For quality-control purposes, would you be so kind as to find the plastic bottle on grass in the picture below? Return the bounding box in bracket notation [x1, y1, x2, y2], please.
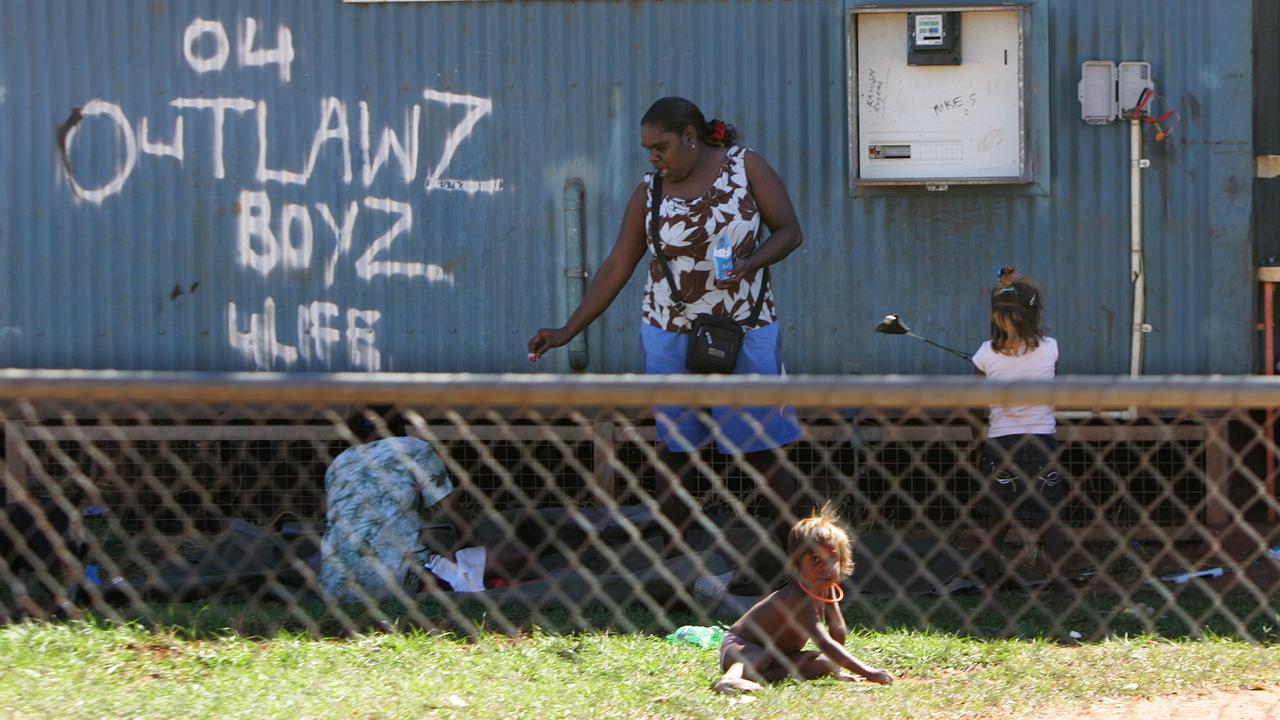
[666, 625, 725, 649]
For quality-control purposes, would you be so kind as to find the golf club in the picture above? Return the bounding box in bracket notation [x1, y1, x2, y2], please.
[874, 313, 973, 361]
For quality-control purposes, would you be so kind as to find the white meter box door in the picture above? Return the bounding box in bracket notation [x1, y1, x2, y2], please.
[855, 8, 1026, 184]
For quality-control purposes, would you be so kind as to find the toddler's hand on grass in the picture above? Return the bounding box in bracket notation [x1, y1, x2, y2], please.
[865, 669, 894, 685]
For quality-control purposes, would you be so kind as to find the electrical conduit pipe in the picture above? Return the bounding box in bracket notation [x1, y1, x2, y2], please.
[563, 178, 589, 371]
[1130, 117, 1150, 378]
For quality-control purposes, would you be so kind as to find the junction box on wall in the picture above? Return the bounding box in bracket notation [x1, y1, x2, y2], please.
[851, 5, 1031, 187]
[1078, 61, 1154, 124]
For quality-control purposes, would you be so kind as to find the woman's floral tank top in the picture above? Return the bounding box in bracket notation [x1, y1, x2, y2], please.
[642, 145, 777, 333]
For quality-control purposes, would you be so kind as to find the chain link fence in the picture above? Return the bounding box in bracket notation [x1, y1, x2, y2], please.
[1, 372, 1278, 672]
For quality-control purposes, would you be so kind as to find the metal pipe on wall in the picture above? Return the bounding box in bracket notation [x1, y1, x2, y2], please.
[1130, 118, 1149, 377]
[1065, 119, 1148, 420]
[563, 178, 589, 371]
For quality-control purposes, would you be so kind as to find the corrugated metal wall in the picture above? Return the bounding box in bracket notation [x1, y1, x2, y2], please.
[0, 0, 1260, 374]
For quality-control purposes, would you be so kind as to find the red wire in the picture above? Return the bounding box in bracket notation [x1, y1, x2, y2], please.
[1133, 87, 1154, 117]
[1140, 92, 1181, 141]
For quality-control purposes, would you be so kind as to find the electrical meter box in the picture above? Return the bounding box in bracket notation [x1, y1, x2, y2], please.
[907, 12, 961, 65]
[855, 7, 1026, 184]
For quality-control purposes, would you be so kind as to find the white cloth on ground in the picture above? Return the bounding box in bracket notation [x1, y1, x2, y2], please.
[424, 546, 488, 593]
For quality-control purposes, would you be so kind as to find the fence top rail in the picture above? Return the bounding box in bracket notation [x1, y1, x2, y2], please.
[0, 370, 1277, 410]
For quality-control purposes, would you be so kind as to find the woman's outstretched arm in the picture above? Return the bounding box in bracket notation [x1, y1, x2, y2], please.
[529, 182, 651, 356]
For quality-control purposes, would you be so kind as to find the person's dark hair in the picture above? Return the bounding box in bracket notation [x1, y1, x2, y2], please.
[345, 405, 409, 443]
[640, 96, 739, 147]
[989, 265, 1044, 355]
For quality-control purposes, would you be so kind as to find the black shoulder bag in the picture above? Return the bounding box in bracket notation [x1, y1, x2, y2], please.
[647, 173, 769, 374]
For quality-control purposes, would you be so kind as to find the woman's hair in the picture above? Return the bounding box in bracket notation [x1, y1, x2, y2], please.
[787, 501, 855, 579]
[640, 96, 739, 147]
[989, 265, 1044, 355]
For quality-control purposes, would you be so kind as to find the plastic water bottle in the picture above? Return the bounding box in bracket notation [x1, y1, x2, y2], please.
[712, 235, 734, 281]
[666, 625, 726, 649]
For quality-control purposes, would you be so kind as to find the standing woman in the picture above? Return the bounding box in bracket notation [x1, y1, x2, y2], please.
[528, 97, 805, 589]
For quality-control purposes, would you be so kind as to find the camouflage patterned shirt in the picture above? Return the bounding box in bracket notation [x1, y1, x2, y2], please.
[318, 437, 454, 603]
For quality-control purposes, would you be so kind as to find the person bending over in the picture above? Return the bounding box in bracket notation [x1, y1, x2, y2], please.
[320, 431, 548, 599]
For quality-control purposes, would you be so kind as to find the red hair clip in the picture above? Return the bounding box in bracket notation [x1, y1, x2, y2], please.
[708, 120, 727, 145]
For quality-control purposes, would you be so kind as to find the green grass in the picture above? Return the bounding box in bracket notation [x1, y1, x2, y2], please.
[0, 598, 1277, 720]
[60, 581, 1280, 644]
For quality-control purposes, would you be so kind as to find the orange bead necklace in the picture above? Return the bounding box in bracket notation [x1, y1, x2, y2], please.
[798, 580, 844, 604]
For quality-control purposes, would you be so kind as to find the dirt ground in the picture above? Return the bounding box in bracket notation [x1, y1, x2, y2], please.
[1033, 529, 1280, 719]
[1036, 686, 1280, 720]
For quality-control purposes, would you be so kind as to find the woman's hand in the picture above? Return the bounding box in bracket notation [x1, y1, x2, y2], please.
[714, 257, 761, 290]
[525, 182, 651, 363]
[527, 326, 575, 361]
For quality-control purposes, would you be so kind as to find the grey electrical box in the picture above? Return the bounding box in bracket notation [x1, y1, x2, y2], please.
[1118, 62, 1153, 116]
[1078, 60, 1155, 124]
[1078, 61, 1116, 124]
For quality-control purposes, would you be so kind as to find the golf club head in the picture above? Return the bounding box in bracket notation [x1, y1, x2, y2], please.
[874, 313, 909, 335]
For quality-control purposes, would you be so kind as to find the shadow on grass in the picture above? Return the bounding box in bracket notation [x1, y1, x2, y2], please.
[845, 585, 1280, 643]
[15, 583, 1276, 645]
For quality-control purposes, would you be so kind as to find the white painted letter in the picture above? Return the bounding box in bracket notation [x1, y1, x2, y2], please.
[62, 99, 137, 203]
[305, 97, 352, 184]
[172, 97, 254, 179]
[360, 101, 420, 186]
[317, 201, 359, 288]
[63, 99, 138, 205]
[359, 197, 451, 283]
[422, 89, 503, 194]
[281, 203, 313, 270]
[298, 301, 340, 365]
[138, 115, 184, 161]
[255, 100, 306, 185]
[183, 19, 230, 74]
[227, 298, 299, 370]
[346, 308, 382, 371]
[236, 189, 279, 275]
[238, 18, 295, 83]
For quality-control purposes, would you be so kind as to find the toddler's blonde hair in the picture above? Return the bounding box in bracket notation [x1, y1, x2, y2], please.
[787, 501, 855, 579]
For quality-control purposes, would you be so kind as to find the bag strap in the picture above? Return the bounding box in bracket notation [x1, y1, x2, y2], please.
[647, 174, 687, 316]
[744, 265, 770, 328]
[743, 149, 771, 328]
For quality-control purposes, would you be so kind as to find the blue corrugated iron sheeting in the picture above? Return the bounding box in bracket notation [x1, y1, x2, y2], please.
[0, 0, 1259, 374]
